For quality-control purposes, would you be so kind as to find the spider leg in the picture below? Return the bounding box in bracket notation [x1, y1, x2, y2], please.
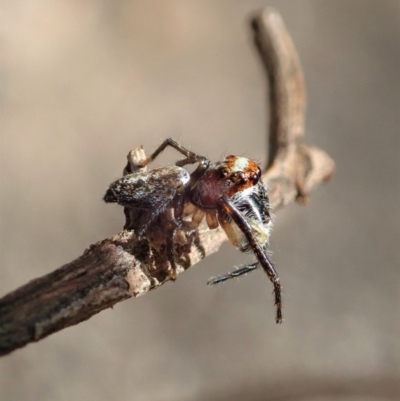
[138, 138, 208, 168]
[207, 262, 259, 285]
[218, 195, 283, 324]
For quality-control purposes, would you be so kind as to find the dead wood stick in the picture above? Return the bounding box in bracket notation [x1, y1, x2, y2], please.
[0, 8, 335, 357]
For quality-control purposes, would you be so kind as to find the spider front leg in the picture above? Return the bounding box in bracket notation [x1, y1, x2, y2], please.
[218, 195, 283, 324]
[207, 262, 259, 285]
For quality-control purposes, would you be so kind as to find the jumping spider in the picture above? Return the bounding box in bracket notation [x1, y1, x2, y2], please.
[104, 139, 282, 323]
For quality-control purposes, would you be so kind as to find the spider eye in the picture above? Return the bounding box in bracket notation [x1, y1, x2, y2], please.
[252, 167, 262, 184]
[240, 174, 248, 184]
[218, 168, 228, 179]
[230, 172, 245, 184]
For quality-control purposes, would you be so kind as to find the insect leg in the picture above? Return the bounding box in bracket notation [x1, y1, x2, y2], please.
[172, 183, 189, 222]
[135, 202, 171, 237]
[139, 138, 208, 167]
[207, 263, 259, 285]
[166, 234, 178, 280]
[218, 195, 283, 324]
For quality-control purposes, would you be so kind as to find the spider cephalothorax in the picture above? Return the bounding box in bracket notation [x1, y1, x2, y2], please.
[104, 138, 282, 323]
[188, 155, 261, 208]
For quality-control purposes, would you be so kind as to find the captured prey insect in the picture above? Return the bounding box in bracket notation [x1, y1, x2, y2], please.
[103, 139, 282, 323]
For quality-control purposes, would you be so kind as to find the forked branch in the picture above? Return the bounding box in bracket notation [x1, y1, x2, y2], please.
[0, 8, 335, 356]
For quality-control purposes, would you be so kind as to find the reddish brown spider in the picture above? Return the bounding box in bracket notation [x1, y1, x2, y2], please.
[104, 139, 282, 323]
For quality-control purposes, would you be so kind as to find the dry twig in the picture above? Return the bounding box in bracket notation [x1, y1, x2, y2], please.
[0, 8, 335, 356]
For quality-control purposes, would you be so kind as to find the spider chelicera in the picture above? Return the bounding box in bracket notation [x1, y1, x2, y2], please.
[103, 138, 282, 323]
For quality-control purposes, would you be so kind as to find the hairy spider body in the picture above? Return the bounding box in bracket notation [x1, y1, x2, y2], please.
[104, 138, 282, 323]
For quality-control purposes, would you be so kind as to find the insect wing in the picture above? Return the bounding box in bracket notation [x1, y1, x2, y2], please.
[105, 166, 190, 209]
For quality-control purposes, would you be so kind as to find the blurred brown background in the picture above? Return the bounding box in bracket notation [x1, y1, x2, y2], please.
[1, 1, 399, 400]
